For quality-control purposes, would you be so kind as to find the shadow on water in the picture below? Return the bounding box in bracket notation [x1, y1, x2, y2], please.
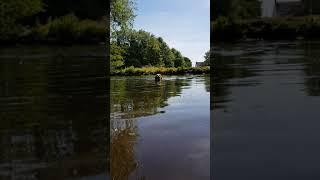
[212, 44, 261, 110]
[212, 41, 320, 180]
[0, 45, 107, 180]
[111, 75, 210, 180]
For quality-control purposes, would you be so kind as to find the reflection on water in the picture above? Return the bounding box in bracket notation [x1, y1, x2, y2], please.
[111, 76, 210, 180]
[213, 41, 320, 180]
[0, 46, 107, 179]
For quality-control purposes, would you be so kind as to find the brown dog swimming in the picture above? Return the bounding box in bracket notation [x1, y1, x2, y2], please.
[155, 74, 162, 81]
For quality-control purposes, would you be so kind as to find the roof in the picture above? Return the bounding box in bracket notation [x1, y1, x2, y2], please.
[195, 62, 206, 67]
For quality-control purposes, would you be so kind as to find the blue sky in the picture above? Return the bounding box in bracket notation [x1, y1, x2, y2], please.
[133, 0, 210, 65]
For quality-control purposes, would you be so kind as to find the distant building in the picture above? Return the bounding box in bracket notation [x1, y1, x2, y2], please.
[195, 62, 206, 67]
[273, 0, 304, 16]
[261, 0, 275, 17]
[261, 0, 320, 17]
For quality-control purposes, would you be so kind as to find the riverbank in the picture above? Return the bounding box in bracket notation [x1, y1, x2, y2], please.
[0, 14, 106, 45]
[212, 16, 320, 42]
[110, 66, 210, 76]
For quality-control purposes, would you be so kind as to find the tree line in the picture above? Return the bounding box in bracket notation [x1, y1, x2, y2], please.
[111, 30, 192, 70]
[0, 0, 106, 42]
[212, 0, 261, 20]
[110, 0, 192, 71]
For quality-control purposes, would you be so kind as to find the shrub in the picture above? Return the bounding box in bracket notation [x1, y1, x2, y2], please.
[78, 19, 106, 42]
[47, 14, 80, 42]
[110, 66, 210, 76]
[299, 16, 320, 39]
[213, 16, 320, 42]
[212, 17, 243, 42]
[13, 14, 106, 44]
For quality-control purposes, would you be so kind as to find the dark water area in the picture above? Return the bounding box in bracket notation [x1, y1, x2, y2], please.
[213, 41, 320, 180]
[0, 45, 107, 179]
[111, 76, 210, 180]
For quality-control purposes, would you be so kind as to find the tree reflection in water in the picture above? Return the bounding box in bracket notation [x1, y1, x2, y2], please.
[0, 46, 107, 180]
[110, 77, 193, 179]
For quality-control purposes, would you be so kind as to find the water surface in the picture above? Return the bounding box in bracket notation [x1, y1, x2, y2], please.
[0, 45, 107, 179]
[111, 75, 210, 180]
[213, 41, 320, 180]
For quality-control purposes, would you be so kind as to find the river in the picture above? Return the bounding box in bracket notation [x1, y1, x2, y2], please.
[0, 45, 107, 180]
[110, 75, 210, 179]
[213, 40, 320, 180]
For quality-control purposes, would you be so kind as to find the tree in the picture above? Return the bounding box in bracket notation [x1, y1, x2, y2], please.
[204, 50, 210, 66]
[110, 0, 136, 69]
[212, 0, 232, 20]
[0, 0, 43, 39]
[163, 47, 175, 67]
[110, 0, 136, 41]
[212, 0, 261, 20]
[172, 48, 185, 68]
[124, 30, 187, 68]
[146, 35, 163, 66]
[40, 0, 106, 20]
[231, 0, 261, 19]
[109, 0, 188, 69]
[125, 30, 151, 67]
[158, 37, 174, 67]
[184, 57, 192, 68]
[111, 42, 125, 71]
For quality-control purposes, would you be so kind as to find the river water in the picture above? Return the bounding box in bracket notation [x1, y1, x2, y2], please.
[6, 40, 316, 179]
[110, 75, 210, 180]
[0, 45, 107, 180]
[213, 41, 320, 180]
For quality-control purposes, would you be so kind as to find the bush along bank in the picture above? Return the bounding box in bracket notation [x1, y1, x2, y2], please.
[212, 16, 320, 42]
[110, 66, 210, 76]
[0, 14, 106, 44]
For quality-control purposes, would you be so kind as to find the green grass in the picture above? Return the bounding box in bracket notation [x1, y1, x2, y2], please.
[111, 66, 210, 76]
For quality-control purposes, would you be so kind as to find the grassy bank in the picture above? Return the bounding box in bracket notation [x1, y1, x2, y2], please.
[1, 14, 106, 44]
[111, 66, 210, 76]
[212, 16, 320, 42]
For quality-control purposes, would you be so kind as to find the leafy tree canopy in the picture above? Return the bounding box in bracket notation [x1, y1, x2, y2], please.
[212, 0, 261, 20]
[0, 0, 43, 39]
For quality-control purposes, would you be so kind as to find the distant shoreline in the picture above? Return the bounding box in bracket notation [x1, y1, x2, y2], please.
[212, 16, 320, 42]
[110, 66, 210, 76]
[0, 14, 106, 45]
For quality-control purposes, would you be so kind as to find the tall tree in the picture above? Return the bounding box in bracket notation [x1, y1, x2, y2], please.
[34, 0, 106, 21]
[172, 48, 185, 68]
[212, 0, 261, 20]
[110, 42, 125, 71]
[110, 0, 136, 69]
[204, 50, 211, 66]
[125, 30, 151, 67]
[0, 0, 43, 39]
[110, 0, 189, 69]
[184, 57, 192, 68]
[146, 35, 163, 66]
[110, 0, 136, 41]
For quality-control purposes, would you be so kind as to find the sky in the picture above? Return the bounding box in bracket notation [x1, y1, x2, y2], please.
[133, 0, 210, 65]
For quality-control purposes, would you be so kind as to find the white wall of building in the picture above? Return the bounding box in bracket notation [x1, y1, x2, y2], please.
[261, 0, 301, 17]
